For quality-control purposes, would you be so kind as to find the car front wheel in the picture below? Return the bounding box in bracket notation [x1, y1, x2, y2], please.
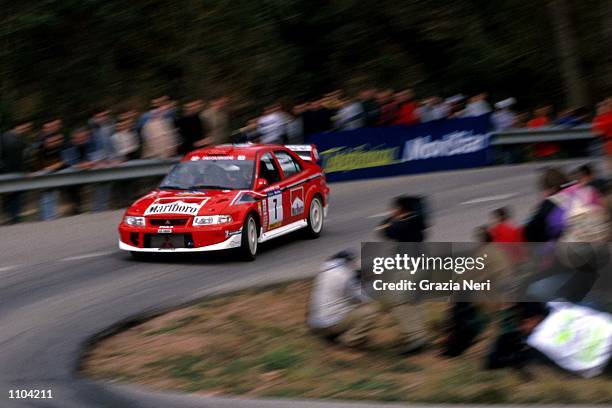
[238, 214, 258, 261]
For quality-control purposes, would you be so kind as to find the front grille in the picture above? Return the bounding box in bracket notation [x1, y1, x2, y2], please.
[149, 218, 189, 226]
[144, 233, 194, 249]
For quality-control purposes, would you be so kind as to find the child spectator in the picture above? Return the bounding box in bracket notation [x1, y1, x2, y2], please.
[489, 207, 523, 242]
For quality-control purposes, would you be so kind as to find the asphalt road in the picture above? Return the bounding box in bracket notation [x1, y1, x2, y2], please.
[0, 159, 598, 408]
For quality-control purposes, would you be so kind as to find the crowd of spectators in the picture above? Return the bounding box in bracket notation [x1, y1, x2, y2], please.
[238, 89, 601, 145]
[0, 95, 230, 223]
[1, 87, 611, 224]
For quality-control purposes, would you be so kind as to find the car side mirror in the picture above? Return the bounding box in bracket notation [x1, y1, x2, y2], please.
[255, 178, 269, 191]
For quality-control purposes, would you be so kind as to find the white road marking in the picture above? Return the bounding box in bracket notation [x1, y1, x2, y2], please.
[461, 193, 517, 205]
[368, 211, 391, 218]
[0, 265, 19, 273]
[59, 251, 114, 262]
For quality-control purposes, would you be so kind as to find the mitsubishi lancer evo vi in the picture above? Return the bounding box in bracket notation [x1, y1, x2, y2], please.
[118, 144, 329, 260]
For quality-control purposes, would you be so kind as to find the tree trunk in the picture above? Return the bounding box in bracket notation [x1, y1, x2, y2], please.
[548, 0, 588, 107]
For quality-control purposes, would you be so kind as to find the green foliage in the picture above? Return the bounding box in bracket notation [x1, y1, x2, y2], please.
[1, 0, 610, 126]
[259, 346, 303, 371]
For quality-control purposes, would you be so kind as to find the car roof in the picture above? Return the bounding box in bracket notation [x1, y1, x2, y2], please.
[182, 144, 283, 162]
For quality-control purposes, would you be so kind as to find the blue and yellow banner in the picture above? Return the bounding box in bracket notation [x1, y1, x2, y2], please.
[307, 115, 492, 182]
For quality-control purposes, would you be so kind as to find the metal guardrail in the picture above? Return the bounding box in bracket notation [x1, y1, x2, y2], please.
[0, 127, 599, 194]
[490, 125, 595, 145]
[0, 158, 179, 193]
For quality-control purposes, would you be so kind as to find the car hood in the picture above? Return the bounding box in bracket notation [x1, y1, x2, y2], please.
[127, 189, 240, 216]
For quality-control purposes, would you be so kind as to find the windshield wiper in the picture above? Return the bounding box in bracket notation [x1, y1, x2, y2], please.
[190, 184, 233, 190]
[158, 185, 189, 190]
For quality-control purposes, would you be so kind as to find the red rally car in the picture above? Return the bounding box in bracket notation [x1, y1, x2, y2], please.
[118, 144, 329, 260]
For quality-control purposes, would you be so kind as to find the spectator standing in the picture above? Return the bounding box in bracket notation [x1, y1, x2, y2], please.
[36, 133, 67, 220]
[308, 250, 377, 348]
[89, 109, 116, 162]
[175, 99, 207, 154]
[528, 106, 559, 158]
[527, 106, 552, 128]
[257, 104, 290, 144]
[523, 168, 569, 242]
[394, 89, 420, 126]
[464, 93, 492, 117]
[0, 121, 33, 223]
[358, 89, 379, 126]
[302, 99, 333, 136]
[111, 112, 139, 161]
[201, 97, 230, 145]
[287, 103, 306, 143]
[491, 98, 517, 131]
[63, 128, 96, 215]
[89, 109, 117, 212]
[575, 163, 608, 196]
[416, 98, 434, 122]
[334, 96, 365, 130]
[377, 89, 398, 126]
[593, 98, 612, 174]
[555, 107, 583, 127]
[430, 96, 450, 120]
[446, 94, 466, 118]
[39, 118, 63, 142]
[235, 118, 261, 143]
[142, 104, 178, 159]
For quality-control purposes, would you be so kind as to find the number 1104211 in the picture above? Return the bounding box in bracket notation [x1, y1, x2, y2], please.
[9, 389, 53, 399]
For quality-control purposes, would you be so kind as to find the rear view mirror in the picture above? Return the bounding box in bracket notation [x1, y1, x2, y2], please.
[255, 178, 269, 191]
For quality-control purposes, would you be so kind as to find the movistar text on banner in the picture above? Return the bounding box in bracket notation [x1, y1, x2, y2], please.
[307, 115, 492, 182]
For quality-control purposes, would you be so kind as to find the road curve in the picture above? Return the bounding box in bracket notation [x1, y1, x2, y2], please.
[0, 160, 595, 408]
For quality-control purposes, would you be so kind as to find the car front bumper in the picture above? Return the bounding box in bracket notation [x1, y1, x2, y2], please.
[118, 222, 243, 253]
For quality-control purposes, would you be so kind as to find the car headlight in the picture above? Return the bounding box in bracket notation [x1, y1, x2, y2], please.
[193, 215, 233, 226]
[124, 215, 146, 227]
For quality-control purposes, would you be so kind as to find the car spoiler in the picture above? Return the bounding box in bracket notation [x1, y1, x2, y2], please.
[285, 144, 319, 162]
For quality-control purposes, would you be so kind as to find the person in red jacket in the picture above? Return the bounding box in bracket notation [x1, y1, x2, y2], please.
[528, 105, 559, 158]
[488, 207, 523, 242]
[394, 89, 420, 126]
[593, 97, 612, 174]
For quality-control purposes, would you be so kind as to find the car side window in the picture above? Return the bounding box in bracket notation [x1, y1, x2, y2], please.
[258, 153, 282, 184]
[274, 150, 302, 178]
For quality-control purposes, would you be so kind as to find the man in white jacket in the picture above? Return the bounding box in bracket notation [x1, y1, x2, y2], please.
[308, 250, 377, 347]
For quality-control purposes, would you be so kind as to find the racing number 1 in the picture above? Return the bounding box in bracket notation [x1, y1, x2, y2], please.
[267, 193, 283, 226]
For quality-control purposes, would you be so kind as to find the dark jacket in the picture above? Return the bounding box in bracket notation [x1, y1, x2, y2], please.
[523, 199, 563, 242]
[381, 214, 425, 242]
[0, 131, 28, 173]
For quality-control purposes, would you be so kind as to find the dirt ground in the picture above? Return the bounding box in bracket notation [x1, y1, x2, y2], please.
[82, 280, 612, 403]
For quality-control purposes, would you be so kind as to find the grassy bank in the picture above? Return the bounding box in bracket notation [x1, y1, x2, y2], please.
[82, 280, 612, 403]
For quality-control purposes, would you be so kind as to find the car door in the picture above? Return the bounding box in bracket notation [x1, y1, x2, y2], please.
[273, 149, 306, 225]
[257, 152, 285, 232]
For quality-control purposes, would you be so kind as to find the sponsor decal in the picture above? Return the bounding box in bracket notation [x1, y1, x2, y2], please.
[144, 199, 208, 215]
[285, 145, 312, 151]
[401, 131, 489, 162]
[290, 187, 305, 216]
[199, 155, 235, 160]
[262, 197, 269, 232]
[320, 145, 398, 173]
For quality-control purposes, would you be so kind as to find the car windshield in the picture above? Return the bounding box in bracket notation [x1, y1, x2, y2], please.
[159, 160, 255, 191]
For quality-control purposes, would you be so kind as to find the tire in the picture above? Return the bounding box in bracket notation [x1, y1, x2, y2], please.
[238, 214, 258, 261]
[305, 196, 324, 238]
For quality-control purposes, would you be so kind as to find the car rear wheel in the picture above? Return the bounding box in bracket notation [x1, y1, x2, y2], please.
[238, 214, 258, 261]
[305, 196, 324, 238]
